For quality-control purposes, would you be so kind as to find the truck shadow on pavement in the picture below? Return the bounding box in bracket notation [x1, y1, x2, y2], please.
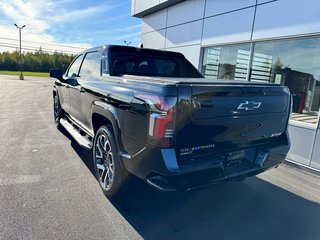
[61, 128, 320, 240]
[110, 178, 320, 240]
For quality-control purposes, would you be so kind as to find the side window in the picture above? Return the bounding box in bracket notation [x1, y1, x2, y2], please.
[101, 51, 109, 75]
[66, 54, 84, 77]
[155, 59, 179, 77]
[79, 51, 99, 79]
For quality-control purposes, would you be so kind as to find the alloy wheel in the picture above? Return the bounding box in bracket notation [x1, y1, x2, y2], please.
[95, 133, 115, 190]
[54, 95, 61, 125]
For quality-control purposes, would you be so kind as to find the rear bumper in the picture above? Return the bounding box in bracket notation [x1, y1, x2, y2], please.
[122, 134, 290, 191]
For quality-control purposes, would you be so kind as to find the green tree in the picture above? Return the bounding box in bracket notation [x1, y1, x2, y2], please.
[0, 49, 75, 72]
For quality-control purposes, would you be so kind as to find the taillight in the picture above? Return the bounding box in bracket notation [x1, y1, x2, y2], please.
[135, 94, 177, 148]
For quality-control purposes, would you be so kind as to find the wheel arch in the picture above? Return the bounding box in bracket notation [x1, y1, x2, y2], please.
[91, 101, 125, 155]
[53, 86, 60, 100]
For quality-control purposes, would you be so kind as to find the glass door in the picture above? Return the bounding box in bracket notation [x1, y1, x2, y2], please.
[252, 37, 320, 167]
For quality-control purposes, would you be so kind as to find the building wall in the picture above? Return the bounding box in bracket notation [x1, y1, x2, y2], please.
[134, 0, 320, 67]
[132, 0, 320, 170]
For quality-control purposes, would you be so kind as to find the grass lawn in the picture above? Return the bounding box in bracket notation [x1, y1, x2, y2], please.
[0, 71, 49, 77]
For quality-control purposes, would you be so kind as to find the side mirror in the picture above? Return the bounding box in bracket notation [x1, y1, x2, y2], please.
[49, 68, 63, 80]
[67, 78, 79, 86]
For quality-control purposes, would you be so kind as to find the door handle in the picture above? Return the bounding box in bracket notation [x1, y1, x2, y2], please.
[80, 88, 86, 94]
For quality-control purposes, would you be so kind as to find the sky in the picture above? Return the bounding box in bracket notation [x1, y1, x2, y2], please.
[0, 0, 141, 55]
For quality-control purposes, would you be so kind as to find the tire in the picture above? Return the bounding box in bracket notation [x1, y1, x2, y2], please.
[93, 125, 129, 197]
[53, 94, 62, 129]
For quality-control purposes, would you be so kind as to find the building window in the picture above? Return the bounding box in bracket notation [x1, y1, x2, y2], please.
[253, 38, 320, 126]
[202, 44, 251, 81]
[202, 37, 320, 126]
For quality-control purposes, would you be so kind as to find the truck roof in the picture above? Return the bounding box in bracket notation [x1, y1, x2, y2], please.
[80, 44, 184, 57]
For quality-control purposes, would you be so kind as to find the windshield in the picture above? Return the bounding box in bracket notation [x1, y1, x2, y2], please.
[110, 51, 203, 78]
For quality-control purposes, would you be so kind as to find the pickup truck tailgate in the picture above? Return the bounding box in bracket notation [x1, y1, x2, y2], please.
[175, 84, 291, 159]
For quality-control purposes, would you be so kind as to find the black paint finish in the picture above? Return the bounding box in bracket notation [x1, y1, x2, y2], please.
[51, 45, 291, 191]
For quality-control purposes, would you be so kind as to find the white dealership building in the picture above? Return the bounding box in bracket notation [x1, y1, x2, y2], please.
[131, 0, 320, 171]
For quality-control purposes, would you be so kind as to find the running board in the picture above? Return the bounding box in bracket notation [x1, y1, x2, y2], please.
[60, 118, 92, 149]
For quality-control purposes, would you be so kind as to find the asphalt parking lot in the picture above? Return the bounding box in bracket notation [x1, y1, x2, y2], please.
[0, 75, 320, 240]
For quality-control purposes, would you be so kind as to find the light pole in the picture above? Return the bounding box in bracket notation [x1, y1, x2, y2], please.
[14, 24, 26, 80]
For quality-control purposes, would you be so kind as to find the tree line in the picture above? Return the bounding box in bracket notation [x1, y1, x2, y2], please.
[0, 49, 75, 73]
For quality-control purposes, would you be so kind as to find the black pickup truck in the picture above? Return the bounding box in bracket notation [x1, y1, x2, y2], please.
[50, 45, 291, 197]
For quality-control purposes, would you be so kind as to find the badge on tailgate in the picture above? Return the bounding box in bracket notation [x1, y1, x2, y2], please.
[237, 101, 262, 111]
[180, 144, 215, 156]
